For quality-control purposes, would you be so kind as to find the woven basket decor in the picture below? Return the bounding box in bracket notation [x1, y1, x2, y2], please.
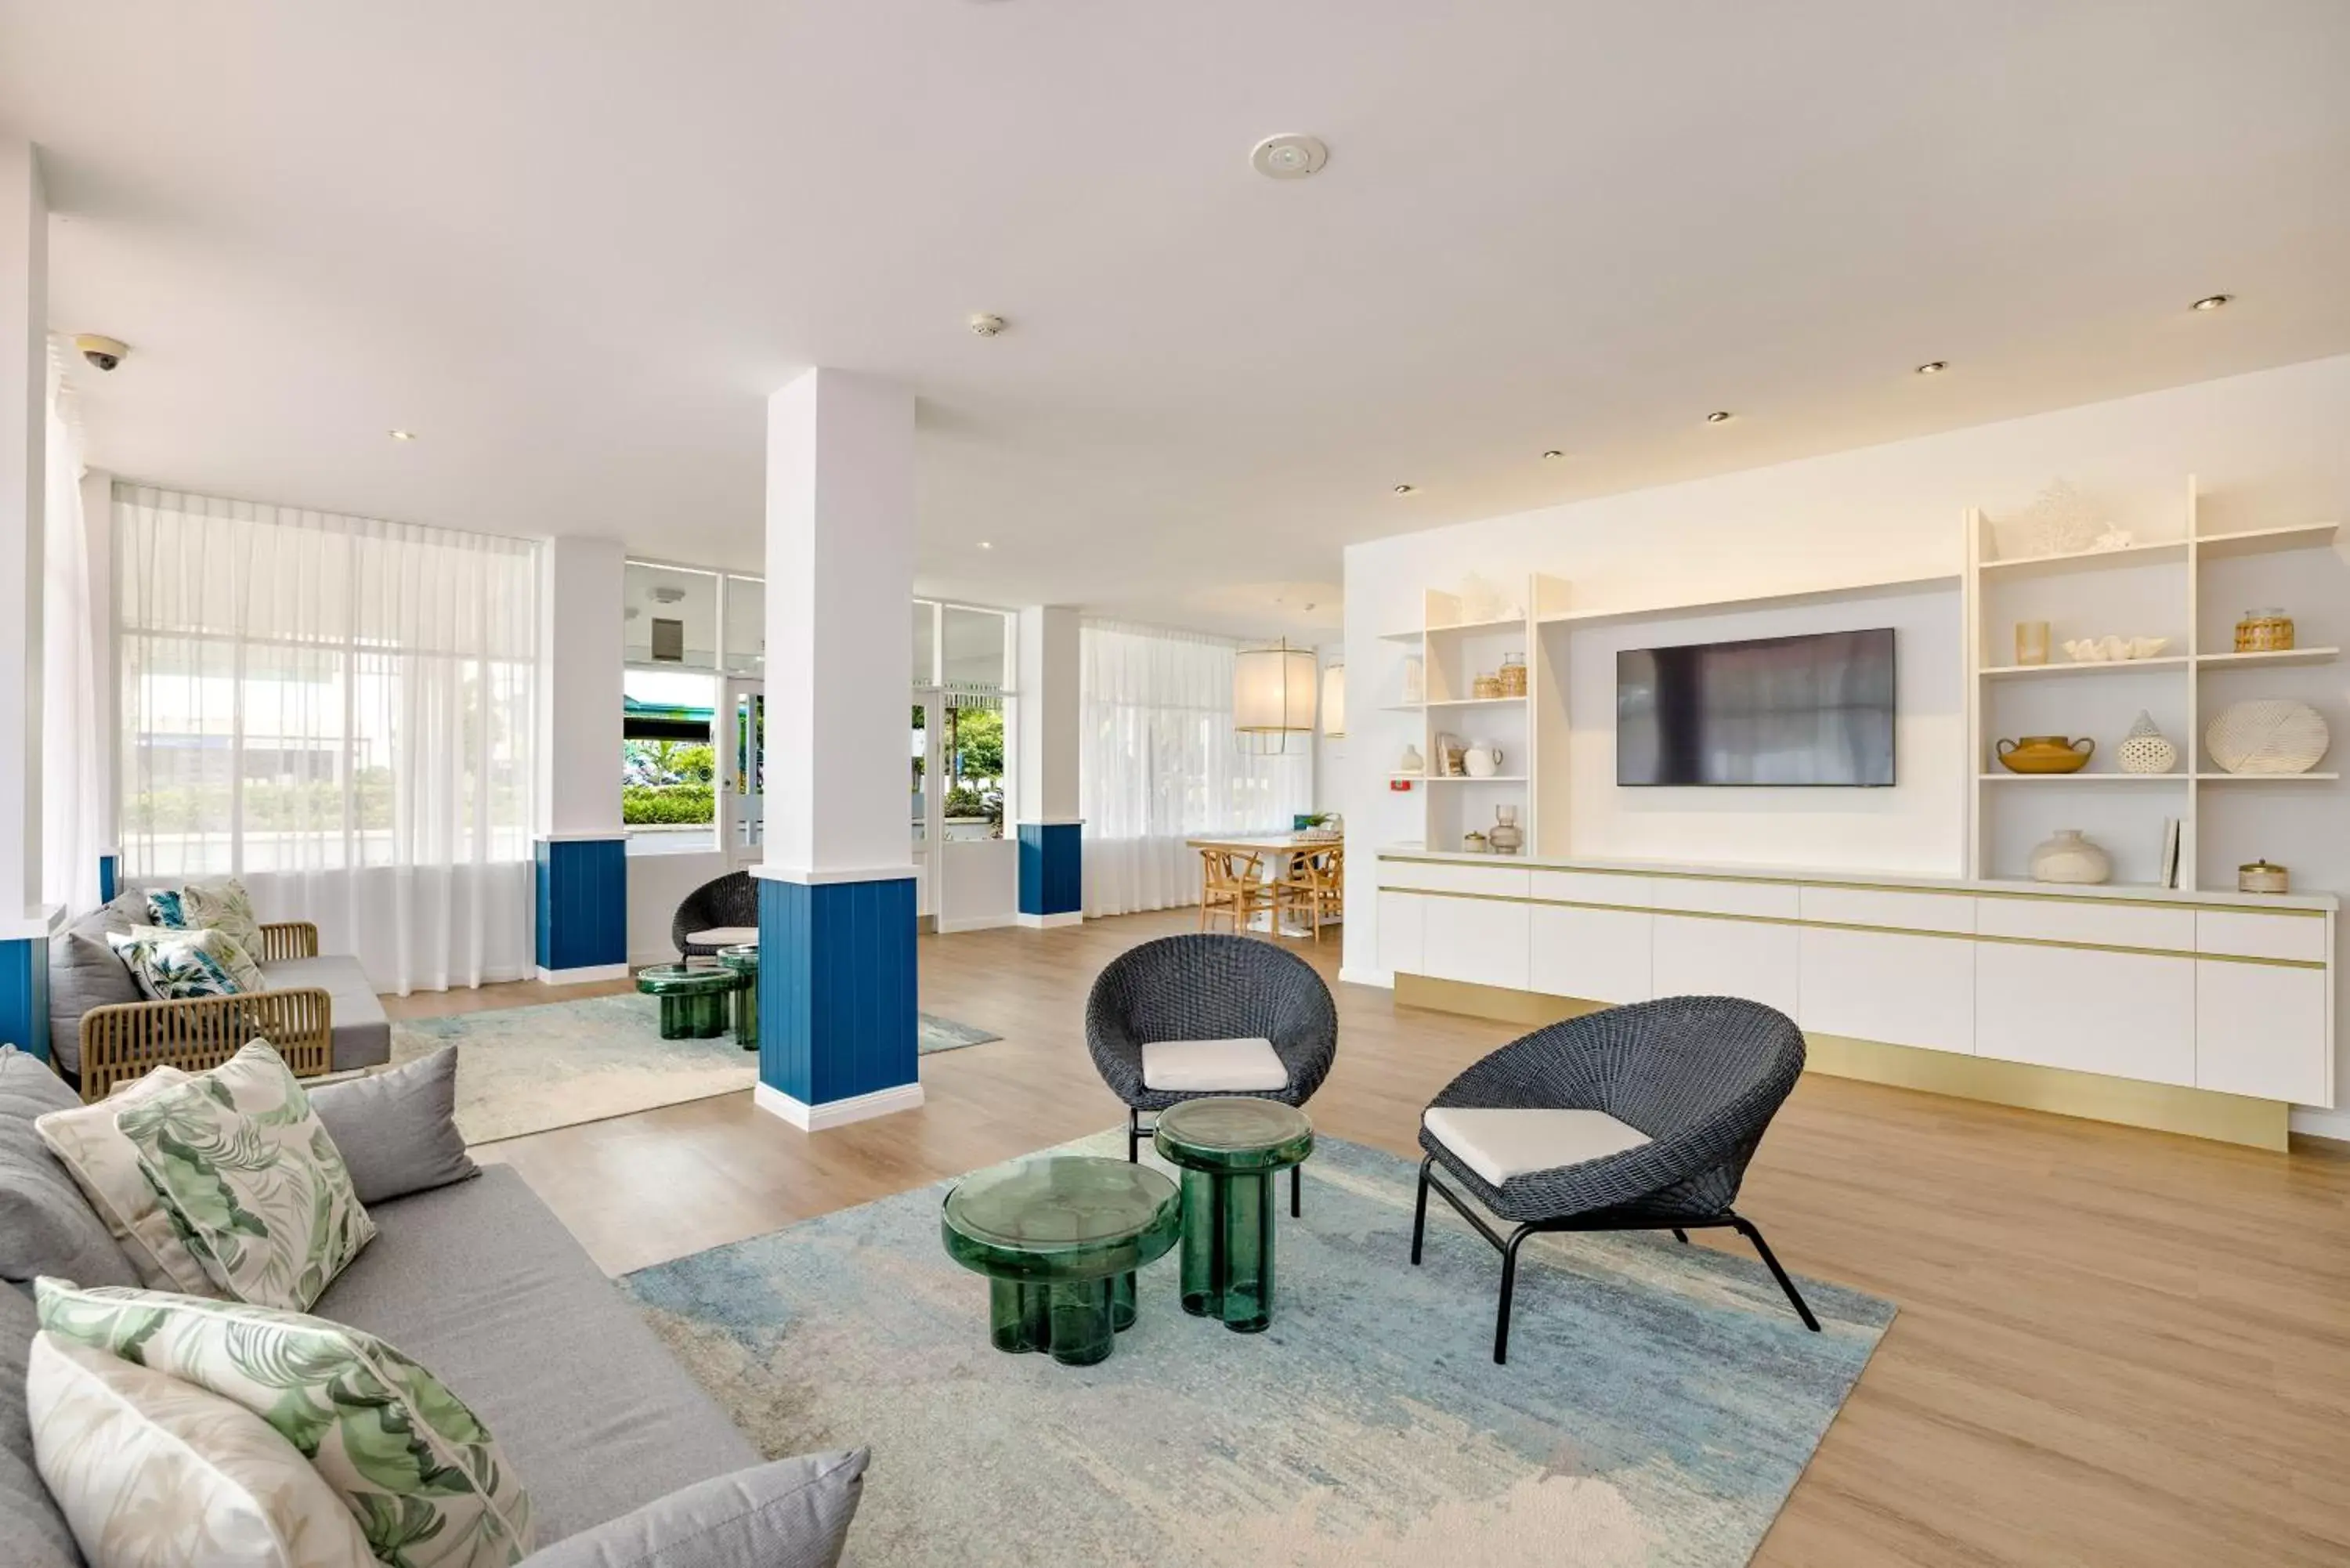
[2204, 700, 2331, 775]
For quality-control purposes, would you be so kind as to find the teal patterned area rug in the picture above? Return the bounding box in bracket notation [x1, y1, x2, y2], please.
[623, 1131, 1893, 1567]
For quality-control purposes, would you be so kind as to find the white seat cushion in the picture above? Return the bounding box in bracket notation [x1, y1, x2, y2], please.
[1140, 1037, 1289, 1093]
[687, 927, 758, 947]
[1423, 1107, 1651, 1187]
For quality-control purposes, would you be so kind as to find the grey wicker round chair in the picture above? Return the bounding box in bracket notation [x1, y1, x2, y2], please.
[1085, 934, 1339, 1216]
[671, 871, 758, 962]
[1410, 995, 1818, 1364]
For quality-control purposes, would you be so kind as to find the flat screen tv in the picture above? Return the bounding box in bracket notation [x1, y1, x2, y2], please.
[1617, 628, 1895, 786]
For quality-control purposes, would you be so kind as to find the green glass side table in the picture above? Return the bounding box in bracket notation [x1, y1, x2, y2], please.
[1153, 1097, 1314, 1334]
[714, 945, 759, 1052]
[941, 1156, 1181, 1367]
[634, 963, 738, 1041]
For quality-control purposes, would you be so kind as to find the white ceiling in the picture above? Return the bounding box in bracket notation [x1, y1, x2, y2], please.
[5, 2, 2347, 640]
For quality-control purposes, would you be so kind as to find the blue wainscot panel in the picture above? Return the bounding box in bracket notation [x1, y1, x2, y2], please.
[1, 936, 51, 1064]
[536, 838, 627, 972]
[1017, 822, 1083, 917]
[757, 874, 918, 1110]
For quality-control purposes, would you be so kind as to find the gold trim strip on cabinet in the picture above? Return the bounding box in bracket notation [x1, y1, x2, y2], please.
[1374, 885, 2329, 969]
[1373, 854, 2332, 918]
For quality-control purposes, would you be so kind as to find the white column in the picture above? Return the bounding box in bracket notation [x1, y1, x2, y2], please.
[754, 369, 922, 1128]
[1013, 605, 1083, 924]
[81, 468, 116, 877]
[533, 535, 628, 980]
[0, 136, 56, 1057]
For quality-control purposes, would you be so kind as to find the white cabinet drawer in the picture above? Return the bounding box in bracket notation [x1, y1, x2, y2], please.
[1799, 885, 1976, 936]
[1423, 896, 1531, 992]
[1974, 897, 2195, 952]
[1975, 943, 2195, 1086]
[1647, 877, 1801, 919]
[1799, 927, 1974, 1053]
[1650, 915, 1799, 1016]
[1376, 859, 1532, 898]
[1528, 869, 1656, 909]
[2196, 910, 2330, 963]
[2196, 961, 2331, 1105]
[1377, 891, 1426, 977]
[1529, 905, 1652, 1004]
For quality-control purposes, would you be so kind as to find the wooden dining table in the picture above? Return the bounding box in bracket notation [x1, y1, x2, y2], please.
[1184, 834, 1343, 934]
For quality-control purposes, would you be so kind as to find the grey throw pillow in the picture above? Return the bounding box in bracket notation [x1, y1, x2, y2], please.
[0, 1283, 82, 1566]
[521, 1450, 868, 1568]
[45, 924, 142, 1073]
[0, 1045, 139, 1290]
[309, 1047, 479, 1204]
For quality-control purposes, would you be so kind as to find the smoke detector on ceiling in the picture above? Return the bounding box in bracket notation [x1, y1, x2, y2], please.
[969, 313, 1007, 338]
[1250, 134, 1328, 179]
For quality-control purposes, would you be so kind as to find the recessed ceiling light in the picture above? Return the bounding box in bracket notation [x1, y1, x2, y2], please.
[1392, 484, 1417, 495]
[1541, 449, 1565, 460]
[2190, 294, 2232, 312]
[1250, 134, 1329, 180]
[1914, 361, 1947, 375]
[977, 540, 993, 550]
[389, 429, 418, 441]
[1704, 410, 1734, 425]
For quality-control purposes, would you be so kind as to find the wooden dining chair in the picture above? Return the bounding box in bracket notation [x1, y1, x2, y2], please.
[1279, 846, 1344, 942]
[1199, 849, 1274, 934]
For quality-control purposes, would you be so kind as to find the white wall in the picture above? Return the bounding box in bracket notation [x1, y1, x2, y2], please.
[539, 537, 625, 837]
[1343, 354, 2350, 1137]
[626, 847, 728, 967]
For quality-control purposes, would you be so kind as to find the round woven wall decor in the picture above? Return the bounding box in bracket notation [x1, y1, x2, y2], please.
[2205, 700, 2331, 775]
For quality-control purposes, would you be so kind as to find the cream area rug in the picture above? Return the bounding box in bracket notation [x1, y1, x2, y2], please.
[391, 992, 1005, 1145]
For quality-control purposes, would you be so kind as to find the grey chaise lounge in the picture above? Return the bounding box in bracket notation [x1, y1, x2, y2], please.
[1085, 934, 1339, 1216]
[2, 1046, 865, 1566]
[1411, 994, 1820, 1364]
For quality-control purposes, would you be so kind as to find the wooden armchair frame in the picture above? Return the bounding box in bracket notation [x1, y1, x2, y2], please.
[75, 922, 332, 1102]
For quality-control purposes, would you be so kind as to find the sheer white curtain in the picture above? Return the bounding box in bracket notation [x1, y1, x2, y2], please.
[1079, 620, 1311, 916]
[41, 346, 106, 915]
[115, 485, 539, 993]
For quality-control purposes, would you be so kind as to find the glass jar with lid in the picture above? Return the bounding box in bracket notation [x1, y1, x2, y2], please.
[2234, 609, 2294, 653]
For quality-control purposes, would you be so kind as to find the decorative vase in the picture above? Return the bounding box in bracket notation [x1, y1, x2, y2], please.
[2030, 829, 2111, 886]
[1463, 742, 1502, 778]
[1397, 744, 1424, 775]
[2206, 700, 2330, 775]
[1995, 735, 2095, 774]
[2016, 621, 2050, 667]
[2117, 711, 2178, 775]
[1488, 805, 1524, 856]
[1499, 653, 1528, 696]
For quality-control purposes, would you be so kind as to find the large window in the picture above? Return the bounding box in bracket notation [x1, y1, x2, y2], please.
[1078, 620, 1311, 916]
[623, 560, 765, 854]
[912, 601, 1014, 840]
[116, 485, 539, 990]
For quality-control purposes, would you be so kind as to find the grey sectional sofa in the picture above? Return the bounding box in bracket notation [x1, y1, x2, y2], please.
[45, 888, 392, 1099]
[1, 1047, 864, 1566]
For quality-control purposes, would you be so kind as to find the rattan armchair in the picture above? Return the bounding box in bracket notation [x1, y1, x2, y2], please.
[672, 871, 758, 961]
[1410, 994, 1819, 1363]
[74, 921, 333, 1102]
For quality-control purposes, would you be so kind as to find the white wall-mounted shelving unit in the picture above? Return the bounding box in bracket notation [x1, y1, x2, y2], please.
[1965, 477, 2342, 892]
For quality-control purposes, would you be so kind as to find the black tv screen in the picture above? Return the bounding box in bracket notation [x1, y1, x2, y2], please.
[1617, 628, 1895, 786]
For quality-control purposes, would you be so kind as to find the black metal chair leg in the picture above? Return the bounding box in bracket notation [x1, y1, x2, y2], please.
[1671, 1228, 1689, 1244]
[1126, 1109, 1141, 1163]
[1494, 1226, 1533, 1364]
[1409, 1156, 1432, 1265]
[1290, 1163, 1301, 1219]
[1733, 1216, 1821, 1332]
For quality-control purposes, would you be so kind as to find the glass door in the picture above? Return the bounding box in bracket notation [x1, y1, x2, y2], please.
[722, 679, 765, 865]
[911, 691, 943, 923]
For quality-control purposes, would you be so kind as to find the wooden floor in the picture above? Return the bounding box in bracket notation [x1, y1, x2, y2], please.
[383, 909, 2350, 1566]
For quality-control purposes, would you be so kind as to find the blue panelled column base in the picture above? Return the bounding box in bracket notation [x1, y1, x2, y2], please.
[1017, 821, 1083, 928]
[1, 935, 51, 1064]
[98, 852, 119, 905]
[754, 871, 922, 1130]
[535, 837, 629, 981]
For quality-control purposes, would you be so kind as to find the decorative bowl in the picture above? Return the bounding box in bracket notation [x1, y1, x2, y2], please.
[1995, 735, 2095, 774]
[2206, 700, 2331, 775]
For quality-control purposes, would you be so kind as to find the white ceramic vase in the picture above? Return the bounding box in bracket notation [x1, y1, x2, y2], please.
[2117, 711, 2178, 775]
[1463, 743, 1501, 778]
[2029, 828, 2112, 886]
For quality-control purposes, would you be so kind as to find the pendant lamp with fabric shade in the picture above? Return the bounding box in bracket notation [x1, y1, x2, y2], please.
[1320, 661, 1346, 739]
[1234, 639, 1318, 755]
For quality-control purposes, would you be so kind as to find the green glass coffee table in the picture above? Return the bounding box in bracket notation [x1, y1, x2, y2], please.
[714, 945, 758, 1051]
[941, 1156, 1182, 1367]
[634, 963, 738, 1040]
[1154, 1097, 1314, 1334]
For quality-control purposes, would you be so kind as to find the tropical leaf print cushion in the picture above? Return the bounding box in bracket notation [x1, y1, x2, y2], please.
[107, 926, 250, 1001]
[36, 1279, 535, 1568]
[27, 1330, 378, 1568]
[114, 1041, 377, 1311]
[34, 1067, 222, 1296]
[146, 876, 269, 957]
[129, 920, 266, 992]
